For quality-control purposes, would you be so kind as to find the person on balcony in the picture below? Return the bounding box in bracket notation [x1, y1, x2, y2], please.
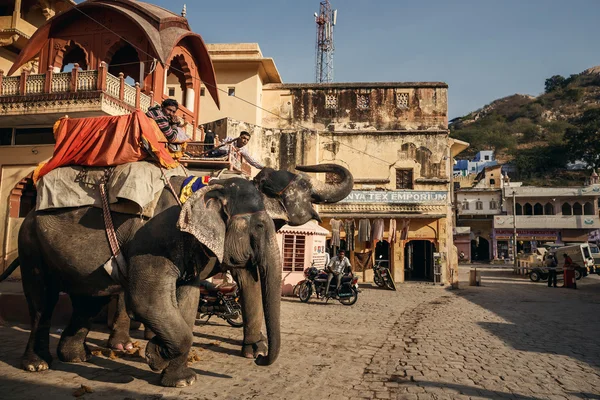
[209, 131, 264, 169]
[146, 98, 190, 153]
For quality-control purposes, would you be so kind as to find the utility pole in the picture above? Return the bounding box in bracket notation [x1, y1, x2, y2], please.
[512, 190, 518, 272]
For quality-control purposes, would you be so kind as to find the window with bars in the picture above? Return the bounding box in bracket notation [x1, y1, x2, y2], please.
[395, 169, 413, 189]
[357, 94, 370, 110]
[396, 92, 409, 109]
[282, 234, 306, 272]
[476, 201, 483, 210]
[462, 201, 469, 210]
[490, 200, 498, 210]
[325, 94, 337, 109]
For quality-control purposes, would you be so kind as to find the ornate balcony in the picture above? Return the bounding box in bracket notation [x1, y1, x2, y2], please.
[0, 62, 197, 135]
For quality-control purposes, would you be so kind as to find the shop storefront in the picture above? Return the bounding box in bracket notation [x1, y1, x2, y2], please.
[319, 190, 452, 284]
[276, 221, 329, 296]
[493, 229, 558, 258]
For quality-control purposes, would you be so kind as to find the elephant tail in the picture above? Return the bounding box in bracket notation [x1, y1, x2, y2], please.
[0, 258, 20, 282]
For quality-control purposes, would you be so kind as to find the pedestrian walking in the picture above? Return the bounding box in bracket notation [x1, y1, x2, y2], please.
[546, 253, 558, 287]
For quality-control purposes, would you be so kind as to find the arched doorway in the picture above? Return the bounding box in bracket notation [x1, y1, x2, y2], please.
[404, 240, 435, 281]
[470, 237, 490, 261]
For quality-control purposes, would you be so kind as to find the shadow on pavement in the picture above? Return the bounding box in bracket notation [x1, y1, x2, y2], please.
[0, 324, 232, 392]
[405, 378, 597, 400]
[454, 268, 600, 369]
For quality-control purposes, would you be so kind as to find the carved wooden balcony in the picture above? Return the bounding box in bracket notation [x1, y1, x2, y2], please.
[0, 61, 197, 132]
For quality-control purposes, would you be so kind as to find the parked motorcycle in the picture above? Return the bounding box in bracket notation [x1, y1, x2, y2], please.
[297, 266, 359, 305]
[373, 256, 397, 291]
[196, 282, 243, 327]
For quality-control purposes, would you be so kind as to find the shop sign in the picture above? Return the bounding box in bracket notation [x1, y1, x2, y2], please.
[340, 190, 448, 204]
[494, 229, 558, 241]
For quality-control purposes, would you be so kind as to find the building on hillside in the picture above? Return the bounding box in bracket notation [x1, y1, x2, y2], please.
[0, 0, 224, 274]
[453, 150, 497, 176]
[495, 181, 600, 258]
[454, 164, 504, 262]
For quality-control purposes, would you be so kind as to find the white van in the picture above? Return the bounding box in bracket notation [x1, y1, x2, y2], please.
[554, 244, 594, 272]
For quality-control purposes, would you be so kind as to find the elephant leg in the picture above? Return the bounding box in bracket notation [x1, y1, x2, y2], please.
[107, 292, 134, 351]
[127, 259, 196, 387]
[20, 258, 59, 372]
[158, 285, 200, 388]
[57, 295, 110, 363]
[231, 269, 268, 359]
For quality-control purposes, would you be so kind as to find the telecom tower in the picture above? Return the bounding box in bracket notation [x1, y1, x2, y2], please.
[314, 1, 337, 83]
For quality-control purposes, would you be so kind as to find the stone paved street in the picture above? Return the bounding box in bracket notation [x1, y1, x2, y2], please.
[1, 266, 599, 400]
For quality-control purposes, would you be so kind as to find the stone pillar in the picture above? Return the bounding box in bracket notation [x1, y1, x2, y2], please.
[19, 68, 29, 95]
[119, 72, 125, 101]
[70, 63, 79, 92]
[163, 66, 168, 95]
[44, 67, 53, 93]
[185, 87, 195, 112]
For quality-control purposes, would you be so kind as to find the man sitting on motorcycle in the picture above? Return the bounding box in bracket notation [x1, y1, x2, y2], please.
[326, 249, 352, 298]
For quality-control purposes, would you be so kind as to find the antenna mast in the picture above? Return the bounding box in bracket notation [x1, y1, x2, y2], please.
[314, 1, 337, 83]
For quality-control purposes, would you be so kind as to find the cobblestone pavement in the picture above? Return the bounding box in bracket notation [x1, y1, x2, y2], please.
[1, 266, 599, 399]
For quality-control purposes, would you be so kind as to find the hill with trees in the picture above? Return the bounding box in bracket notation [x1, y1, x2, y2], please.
[449, 67, 600, 185]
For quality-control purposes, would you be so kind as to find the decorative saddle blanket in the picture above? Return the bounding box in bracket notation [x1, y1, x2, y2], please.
[36, 161, 187, 218]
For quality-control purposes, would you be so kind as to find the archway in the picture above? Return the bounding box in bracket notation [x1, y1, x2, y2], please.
[471, 237, 490, 261]
[404, 240, 435, 281]
[166, 54, 194, 109]
[54, 40, 88, 72]
[106, 41, 141, 86]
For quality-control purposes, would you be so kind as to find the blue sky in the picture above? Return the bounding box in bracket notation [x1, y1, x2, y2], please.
[147, 0, 600, 119]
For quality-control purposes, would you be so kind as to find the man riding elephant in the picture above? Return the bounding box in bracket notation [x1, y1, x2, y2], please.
[0, 163, 353, 387]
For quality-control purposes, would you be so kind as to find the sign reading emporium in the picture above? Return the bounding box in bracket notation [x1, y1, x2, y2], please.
[340, 190, 448, 204]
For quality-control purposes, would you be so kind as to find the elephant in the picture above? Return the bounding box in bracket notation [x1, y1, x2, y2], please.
[0, 163, 353, 387]
[108, 163, 355, 356]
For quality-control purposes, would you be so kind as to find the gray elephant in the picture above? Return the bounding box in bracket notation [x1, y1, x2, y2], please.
[0, 163, 353, 387]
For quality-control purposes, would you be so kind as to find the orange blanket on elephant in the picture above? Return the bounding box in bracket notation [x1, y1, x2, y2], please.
[33, 110, 178, 183]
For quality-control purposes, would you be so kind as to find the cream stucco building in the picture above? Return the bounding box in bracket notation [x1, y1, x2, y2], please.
[199, 43, 468, 286]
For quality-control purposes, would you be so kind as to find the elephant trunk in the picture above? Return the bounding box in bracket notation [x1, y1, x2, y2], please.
[255, 233, 281, 366]
[296, 164, 354, 204]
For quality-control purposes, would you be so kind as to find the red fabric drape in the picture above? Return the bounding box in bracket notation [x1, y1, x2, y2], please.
[33, 110, 178, 183]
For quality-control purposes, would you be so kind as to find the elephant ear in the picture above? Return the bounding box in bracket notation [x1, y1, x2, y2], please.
[177, 184, 226, 263]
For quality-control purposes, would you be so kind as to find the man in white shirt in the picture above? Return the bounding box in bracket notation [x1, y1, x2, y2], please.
[326, 250, 352, 298]
[209, 131, 264, 169]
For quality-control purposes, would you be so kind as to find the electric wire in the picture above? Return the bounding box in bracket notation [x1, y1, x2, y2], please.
[69, 5, 412, 167]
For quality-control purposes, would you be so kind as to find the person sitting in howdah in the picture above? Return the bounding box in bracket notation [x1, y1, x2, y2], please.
[146, 98, 190, 154]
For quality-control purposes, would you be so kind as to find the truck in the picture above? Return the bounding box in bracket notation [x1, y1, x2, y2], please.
[529, 243, 592, 282]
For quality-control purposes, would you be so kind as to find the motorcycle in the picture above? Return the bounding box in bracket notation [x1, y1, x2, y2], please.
[373, 256, 397, 291]
[196, 282, 243, 327]
[297, 266, 359, 305]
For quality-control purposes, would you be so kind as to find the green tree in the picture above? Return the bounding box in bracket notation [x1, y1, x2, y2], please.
[564, 108, 600, 169]
[544, 75, 566, 93]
